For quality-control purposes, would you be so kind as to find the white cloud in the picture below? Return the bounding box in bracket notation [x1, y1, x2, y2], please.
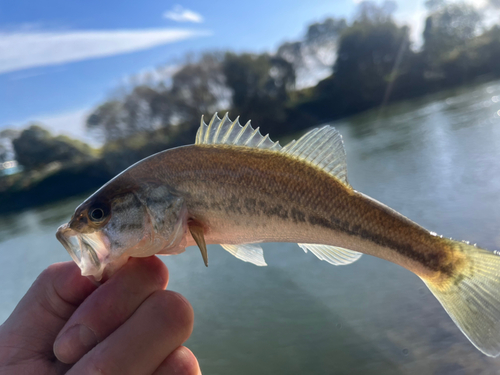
[163, 5, 203, 23]
[0, 28, 210, 75]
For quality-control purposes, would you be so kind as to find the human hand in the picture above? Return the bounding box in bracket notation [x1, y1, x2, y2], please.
[0, 256, 200, 374]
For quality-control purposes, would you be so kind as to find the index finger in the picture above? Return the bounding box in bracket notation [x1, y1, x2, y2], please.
[0, 262, 96, 355]
[54, 256, 168, 364]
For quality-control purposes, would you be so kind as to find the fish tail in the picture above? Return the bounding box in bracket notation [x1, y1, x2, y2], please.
[423, 241, 500, 357]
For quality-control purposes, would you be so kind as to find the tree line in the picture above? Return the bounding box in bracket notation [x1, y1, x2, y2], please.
[87, 1, 500, 143]
[3, 0, 500, 175]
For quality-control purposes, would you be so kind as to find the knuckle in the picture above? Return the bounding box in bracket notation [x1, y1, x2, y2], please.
[144, 256, 170, 288]
[147, 291, 194, 333]
[34, 264, 75, 320]
[38, 263, 62, 282]
[36, 262, 79, 291]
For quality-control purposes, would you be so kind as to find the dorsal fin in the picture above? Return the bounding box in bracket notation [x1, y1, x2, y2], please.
[196, 113, 281, 150]
[196, 114, 348, 184]
[281, 126, 349, 185]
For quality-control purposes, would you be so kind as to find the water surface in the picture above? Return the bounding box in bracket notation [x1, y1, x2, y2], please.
[1, 81, 500, 374]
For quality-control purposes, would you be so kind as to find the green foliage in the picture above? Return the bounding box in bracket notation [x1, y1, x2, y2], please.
[296, 7, 414, 121]
[86, 52, 228, 143]
[86, 89, 166, 143]
[423, 2, 483, 65]
[83, 1, 498, 145]
[170, 52, 229, 124]
[305, 18, 348, 45]
[293, 1, 495, 122]
[277, 17, 347, 79]
[223, 52, 295, 135]
[355, 0, 397, 23]
[0, 158, 113, 214]
[12, 124, 94, 170]
[68, 1, 500, 146]
[335, 20, 412, 103]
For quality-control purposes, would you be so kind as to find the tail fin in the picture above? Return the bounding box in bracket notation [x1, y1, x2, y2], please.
[424, 242, 500, 357]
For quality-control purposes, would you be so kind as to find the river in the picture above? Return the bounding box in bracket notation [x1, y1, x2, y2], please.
[1, 80, 500, 374]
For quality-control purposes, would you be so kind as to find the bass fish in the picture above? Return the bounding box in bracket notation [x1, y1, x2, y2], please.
[57, 113, 500, 357]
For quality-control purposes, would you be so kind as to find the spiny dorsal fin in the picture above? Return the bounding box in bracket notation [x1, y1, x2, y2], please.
[220, 243, 267, 266]
[196, 113, 281, 151]
[281, 126, 349, 185]
[298, 244, 362, 266]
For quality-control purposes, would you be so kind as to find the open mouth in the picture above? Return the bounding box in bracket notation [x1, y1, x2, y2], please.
[56, 223, 105, 280]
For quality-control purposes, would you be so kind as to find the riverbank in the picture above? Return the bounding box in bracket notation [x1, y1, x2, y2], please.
[0, 159, 114, 214]
[0, 124, 197, 214]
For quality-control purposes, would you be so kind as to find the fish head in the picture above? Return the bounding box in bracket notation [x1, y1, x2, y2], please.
[56, 183, 188, 281]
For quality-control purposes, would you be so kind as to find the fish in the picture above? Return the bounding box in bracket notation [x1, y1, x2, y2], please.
[57, 113, 500, 357]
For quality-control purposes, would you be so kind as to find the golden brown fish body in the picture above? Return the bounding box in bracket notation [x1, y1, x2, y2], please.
[125, 145, 456, 282]
[57, 114, 500, 358]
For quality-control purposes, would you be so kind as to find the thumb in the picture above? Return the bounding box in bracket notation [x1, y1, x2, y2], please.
[0, 262, 96, 356]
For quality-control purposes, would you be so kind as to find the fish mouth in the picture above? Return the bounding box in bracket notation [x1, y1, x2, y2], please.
[56, 223, 107, 280]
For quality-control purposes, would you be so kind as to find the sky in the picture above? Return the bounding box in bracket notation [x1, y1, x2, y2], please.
[0, 0, 464, 142]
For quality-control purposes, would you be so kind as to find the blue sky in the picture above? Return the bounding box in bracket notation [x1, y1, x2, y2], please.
[0, 0, 435, 140]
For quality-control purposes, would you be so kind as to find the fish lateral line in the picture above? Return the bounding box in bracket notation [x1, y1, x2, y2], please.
[56, 113, 500, 358]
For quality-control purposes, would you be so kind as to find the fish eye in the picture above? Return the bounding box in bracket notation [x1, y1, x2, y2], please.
[89, 207, 106, 222]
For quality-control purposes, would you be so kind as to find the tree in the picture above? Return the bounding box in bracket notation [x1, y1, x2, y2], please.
[332, 16, 412, 111]
[170, 52, 230, 124]
[122, 86, 163, 135]
[355, 0, 397, 23]
[277, 17, 347, 88]
[86, 53, 230, 143]
[223, 52, 295, 135]
[86, 101, 127, 142]
[12, 125, 93, 170]
[295, 1, 415, 121]
[423, 2, 483, 63]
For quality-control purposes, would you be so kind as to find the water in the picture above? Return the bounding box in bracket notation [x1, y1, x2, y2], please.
[2, 81, 500, 374]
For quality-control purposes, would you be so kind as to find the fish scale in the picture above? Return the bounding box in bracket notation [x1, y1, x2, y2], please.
[56, 113, 500, 358]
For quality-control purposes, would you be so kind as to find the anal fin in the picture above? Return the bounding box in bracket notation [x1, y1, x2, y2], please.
[221, 244, 267, 266]
[298, 244, 362, 266]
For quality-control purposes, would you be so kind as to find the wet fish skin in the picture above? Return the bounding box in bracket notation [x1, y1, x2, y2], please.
[100, 144, 459, 281]
[56, 113, 500, 358]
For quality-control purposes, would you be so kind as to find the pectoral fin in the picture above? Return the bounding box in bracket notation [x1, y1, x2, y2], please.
[188, 223, 208, 267]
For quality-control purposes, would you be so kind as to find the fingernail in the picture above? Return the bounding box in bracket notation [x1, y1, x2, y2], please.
[54, 324, 98, 364]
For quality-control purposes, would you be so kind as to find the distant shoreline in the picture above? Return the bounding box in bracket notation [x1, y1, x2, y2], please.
[0, 160, 113, 215]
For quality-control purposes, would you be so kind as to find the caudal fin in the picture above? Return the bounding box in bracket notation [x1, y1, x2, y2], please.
[424, 242, 500, 357]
